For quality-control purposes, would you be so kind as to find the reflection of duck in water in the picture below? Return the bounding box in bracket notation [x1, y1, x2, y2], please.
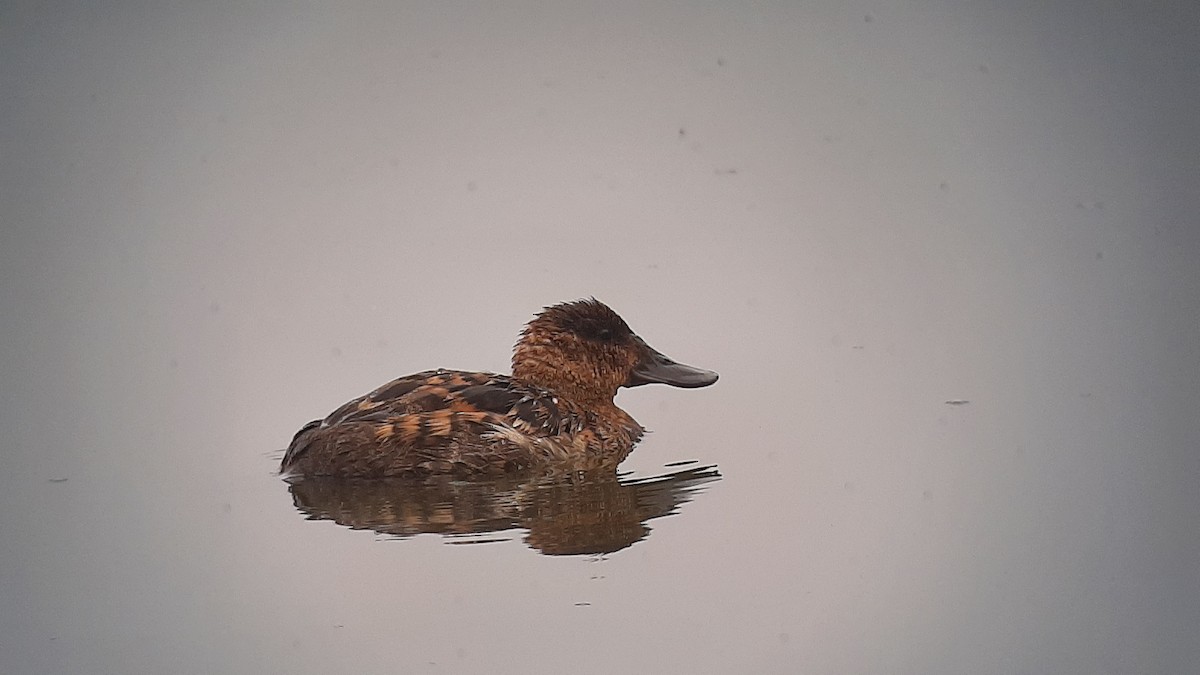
[281, 299, 718, 478]
[287, 464, 720, 555]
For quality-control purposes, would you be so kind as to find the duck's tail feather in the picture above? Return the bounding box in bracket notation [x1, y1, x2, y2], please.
[281, 419, 322, 472]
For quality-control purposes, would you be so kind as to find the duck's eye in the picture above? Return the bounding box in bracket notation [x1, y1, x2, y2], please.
[596, 328, 613, 341]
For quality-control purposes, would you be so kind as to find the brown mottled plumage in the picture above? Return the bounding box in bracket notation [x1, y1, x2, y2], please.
[281, 299, 718, 478]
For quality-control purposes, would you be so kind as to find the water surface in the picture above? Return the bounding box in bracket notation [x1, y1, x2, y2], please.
[3, 3, 1199, 674]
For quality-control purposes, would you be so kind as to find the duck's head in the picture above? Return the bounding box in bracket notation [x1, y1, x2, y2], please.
[512, 298, 718, 404]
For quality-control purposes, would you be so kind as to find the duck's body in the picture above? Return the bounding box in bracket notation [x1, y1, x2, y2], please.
[282, 368, 644, 477]
[281, 299, 717, 478]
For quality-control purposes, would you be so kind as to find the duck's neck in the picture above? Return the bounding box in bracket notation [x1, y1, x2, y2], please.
[512, 348, 618, 408]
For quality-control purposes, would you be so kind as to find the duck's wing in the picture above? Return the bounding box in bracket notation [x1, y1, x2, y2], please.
[321, 369, 495, 426]
[282, 370, 584, 475]
[334, 370, 579, 438]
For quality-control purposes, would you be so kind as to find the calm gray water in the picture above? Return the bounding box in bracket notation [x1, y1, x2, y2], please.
[3, 3, 1199, 674]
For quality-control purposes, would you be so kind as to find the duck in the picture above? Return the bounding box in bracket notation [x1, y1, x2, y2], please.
[280, 298, 718, 478]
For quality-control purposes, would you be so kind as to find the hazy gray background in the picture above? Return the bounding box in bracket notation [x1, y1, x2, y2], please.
[3, 2, 1198, 674]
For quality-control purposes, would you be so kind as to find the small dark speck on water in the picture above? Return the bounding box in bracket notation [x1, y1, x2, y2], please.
[716, 57, 726, 67]
[864, 14, 874, 22]
[48, 478, 68, 483]
[1095, 251, 1104, 260]
[945, 399, 970, 406]
[574, 602, 591, 606]
[851, 345, 865, 350]
[678, 127, 686, 139]
[714, 168, 738, 175]
[939, 181, 949, 191]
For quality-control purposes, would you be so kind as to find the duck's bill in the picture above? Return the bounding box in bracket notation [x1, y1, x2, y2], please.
[627, 339, 719, 389]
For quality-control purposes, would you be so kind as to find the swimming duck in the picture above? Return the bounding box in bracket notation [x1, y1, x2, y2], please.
[281, 299, 718, 478]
